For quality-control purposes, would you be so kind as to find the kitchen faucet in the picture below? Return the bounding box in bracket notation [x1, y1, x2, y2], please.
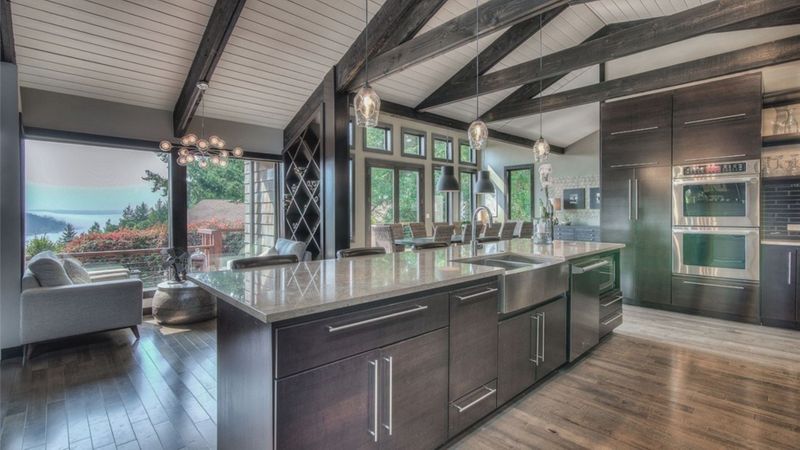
[471, 206, 494, 254]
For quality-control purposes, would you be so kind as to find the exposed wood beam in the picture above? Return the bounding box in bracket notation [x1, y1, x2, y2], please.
[0, 0, 15, 63]
[335, 0, 448, 92]
[481, 34, 800, 122]
[764, 88, 800, 109]
[415, 5, 567, 111]
[345, 0, 569, 91]
[376, 99, 563, 152]
[420, 0, 799, 110]
[172, 0, 246, 137]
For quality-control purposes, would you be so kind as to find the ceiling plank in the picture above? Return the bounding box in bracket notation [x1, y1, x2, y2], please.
[420, 0, 800, 110]
[335, 0, 448, 92]
[378, 99, 563, 152]
[344, 0, 569, 91]
[415, 4, 567, 111]
[0, 0, 15, 63]
[481, 34, 800, 122]
[172, 0, 246, 137]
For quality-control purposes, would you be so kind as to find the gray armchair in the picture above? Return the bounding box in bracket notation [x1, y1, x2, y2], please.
[20, 270, 143, 364]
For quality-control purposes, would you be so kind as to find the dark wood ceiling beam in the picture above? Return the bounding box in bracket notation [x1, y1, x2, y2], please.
[344, 0, 569, 91]
[335, 0, 448, 92]
[764, 88, 800, 109]
[481, 34, 800, 122]
[415, 5, 567, 111]
[172, 0, 246, 137]
[0, 0, 15, 63]
[421, 0, 800, 110]
[378, 99, 563, 152]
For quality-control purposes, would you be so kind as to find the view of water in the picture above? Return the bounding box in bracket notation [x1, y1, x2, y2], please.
[25, 210, 123, 243]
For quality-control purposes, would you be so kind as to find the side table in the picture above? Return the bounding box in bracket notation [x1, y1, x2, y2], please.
[152, 281, 216, 325]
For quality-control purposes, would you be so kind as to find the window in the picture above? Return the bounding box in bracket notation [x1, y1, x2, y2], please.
[188, 158, 280, 272]
[364, 123, 392, 153]
[459, 139, 477, 165]
[24, 140, 171, 289]
[506, 165, 534, 221]
[459, 170, 476, 222]
[401, 128, 426, 158]
[366, 159, 424, 239]
[433, 165, 451, 223]
[432, 134, 453, 162]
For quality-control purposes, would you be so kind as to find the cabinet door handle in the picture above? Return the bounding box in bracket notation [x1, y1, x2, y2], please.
[609, 162, 659, 169]
[682, 280, 744, 290]
[683, 113, 746, 126]
[683, 154, 747, 162]
[455, 288, 498, 303]
[539, 312, 546, 364]
[368, 359, 379, 442]
[382, 356, 393, 436]
[789, 253, 793, 286]
[634, 178, 639, 221]
[627, 179, 632, 221]
[601, 296, 623, 307]
[453, 385, 497, 413]
[327, 305, 428, 332]
[529, 313, 540, 366]
[610, 126, 659, 136]
[602, 313, 623, 326]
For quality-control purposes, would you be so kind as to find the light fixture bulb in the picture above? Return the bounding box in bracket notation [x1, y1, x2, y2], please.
[220, 149, 229, 158]
[211, 155, 221, 165]
[208, 135, 220, 147]
[177, 155, 188, 166]
[178, 147, 189, 156]
[354, 83, 380, 127]
[215, 138, 225, 149]
[468, 119, 488, 152]
[219, 158, 228, 167]
[182, 133, 198, 146]
[232, 146, 244, 157]
[159, 140, 172, 151]
[533, 137, 551, 162]
[186, 154, 195, 163]
[196, 139, 209, 150]
[198, 158, 208, 168]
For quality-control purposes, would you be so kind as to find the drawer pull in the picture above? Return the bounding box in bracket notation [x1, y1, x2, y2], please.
[684, 113, 746, 125]
[453, 386, 496, 413]
[610, 126, 659, 135]
[682, 281, 744, 290]
[455, 288, 498, 303]
[601, 296, 623, 308]
[573, 260, 610, 274]
[327, 305, 428, 333]
[609, 162, 659, 168]
[601, 313, 623, 326]
[683, 154, 746, 162]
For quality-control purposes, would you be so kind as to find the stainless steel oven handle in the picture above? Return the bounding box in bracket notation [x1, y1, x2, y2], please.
[682, 281, 744, 290]
[672, 175, 759, 185]
[672, 228, 759, 236]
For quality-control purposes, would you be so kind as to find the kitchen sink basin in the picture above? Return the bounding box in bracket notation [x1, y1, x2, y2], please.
[453, 253, 569, 314]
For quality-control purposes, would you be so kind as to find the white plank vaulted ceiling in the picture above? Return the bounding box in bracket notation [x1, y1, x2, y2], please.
[10, 0, 800, 147]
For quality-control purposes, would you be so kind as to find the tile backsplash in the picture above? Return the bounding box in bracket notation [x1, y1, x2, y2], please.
[762, 178, 800, 239]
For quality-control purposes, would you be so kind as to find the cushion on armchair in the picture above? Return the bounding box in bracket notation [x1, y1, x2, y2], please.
[62, 257, 92, 284]
[27, 254, 72, 287]
[275, 238, 309, 261]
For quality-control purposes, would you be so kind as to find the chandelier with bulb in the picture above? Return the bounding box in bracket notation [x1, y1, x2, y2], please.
[532, 14, 551, 163]
[353, 0, 380, 127]
[159, 81, 244, 168]
[468, 0, 488, 152]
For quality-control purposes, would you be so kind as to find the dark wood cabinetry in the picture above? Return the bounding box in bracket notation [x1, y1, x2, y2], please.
[497, 297, 567, 406]
[601, 92, 672, 170]
[761, 245, 800, 327]
[673, 74, 762, 163]
[671, 275, 759, 321]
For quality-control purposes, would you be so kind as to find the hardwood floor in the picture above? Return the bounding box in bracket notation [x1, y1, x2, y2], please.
[2, 306, 799, 449]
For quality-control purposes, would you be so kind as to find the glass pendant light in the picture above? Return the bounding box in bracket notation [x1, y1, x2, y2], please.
[468, 0, 488, 152]
[533, 14, 550, 163]
[354, 0, 380, 127]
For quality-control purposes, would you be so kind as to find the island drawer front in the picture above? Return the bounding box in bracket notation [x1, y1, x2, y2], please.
[448, 380, 497, 439]
[600, 310, 623, 337]
[600, 290, 623, 320]
[274, 293, 449, 378]
[671, 275, 759, 320]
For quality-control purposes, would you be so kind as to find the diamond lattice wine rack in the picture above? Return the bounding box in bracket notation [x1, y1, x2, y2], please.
[283, 124, 322, 258]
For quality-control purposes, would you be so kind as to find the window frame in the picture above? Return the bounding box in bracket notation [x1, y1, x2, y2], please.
[401, 127, 427, 159]
[504, 164, 535, 222]
[348, 117, 355, 150]
[432, 164, 452, 224]
[431, 134, 453, 163]
[458, 139, 477, 166]
[458, 168, 477, 223]
[363, 122, 393, 154]
[364, 158, 426, 243]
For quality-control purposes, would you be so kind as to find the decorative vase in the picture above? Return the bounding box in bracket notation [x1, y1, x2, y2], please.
[533, 218, 554, 244]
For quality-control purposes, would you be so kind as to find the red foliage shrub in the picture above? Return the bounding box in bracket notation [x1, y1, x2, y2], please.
[64, 225, 168, 252]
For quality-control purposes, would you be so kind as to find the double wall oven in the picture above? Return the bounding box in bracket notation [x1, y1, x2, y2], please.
[672, 160, 760, 282]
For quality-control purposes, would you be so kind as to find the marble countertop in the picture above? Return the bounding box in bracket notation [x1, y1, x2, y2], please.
[188, 239, 624, 324]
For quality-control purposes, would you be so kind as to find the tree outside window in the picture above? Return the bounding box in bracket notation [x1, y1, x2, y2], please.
[507, 166, 534, 221]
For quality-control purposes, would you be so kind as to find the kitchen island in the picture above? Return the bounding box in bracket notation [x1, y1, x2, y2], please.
[189, 240, 624, 450]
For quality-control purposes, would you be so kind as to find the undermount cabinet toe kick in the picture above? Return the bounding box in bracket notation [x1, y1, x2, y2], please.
[191, 241, 624, 449]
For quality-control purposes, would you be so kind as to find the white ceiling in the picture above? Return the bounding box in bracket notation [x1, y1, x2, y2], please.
[9, 0, 800, 147]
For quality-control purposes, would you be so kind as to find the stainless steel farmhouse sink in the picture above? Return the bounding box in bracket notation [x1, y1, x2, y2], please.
[453, 253, 569, 314]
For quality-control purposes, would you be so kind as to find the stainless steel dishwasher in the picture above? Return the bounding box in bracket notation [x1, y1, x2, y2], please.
[569, 256, 615, 361]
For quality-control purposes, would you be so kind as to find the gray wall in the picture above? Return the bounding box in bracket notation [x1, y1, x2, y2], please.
[482, 131, 600, 226]
[20, 88, 284, 155]
[1, 63, 22, 349]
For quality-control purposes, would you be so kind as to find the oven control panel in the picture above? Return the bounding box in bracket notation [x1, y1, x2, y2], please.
[674, 160, 759, 178]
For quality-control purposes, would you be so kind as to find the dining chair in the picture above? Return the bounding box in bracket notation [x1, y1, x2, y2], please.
[230, 254, 299, 269]
[518, 221, 534, 239]
[409, 222, 428, 238]
[461, 223, 472, 244]
[452, 221, 462, 236]
[483, 222, 502, 238]
[433, 224, 454, 243]
[500, 221, 517, 240]
[372, 225, 405, 253]
[336, 247, 387, 259]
